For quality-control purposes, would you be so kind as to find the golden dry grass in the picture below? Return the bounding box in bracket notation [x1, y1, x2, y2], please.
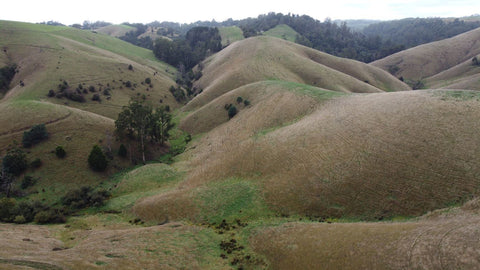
[186, 36, 409, 111]
[0, 221, 226, 270]
[165, 90, 480, 221]
[251, 198, 480, 270]
[424, 54, 480, 90]
[372, 27, 480, 81]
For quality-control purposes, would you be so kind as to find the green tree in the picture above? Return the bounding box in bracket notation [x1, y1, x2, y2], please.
[2, 146, 27, 176]
[115, 99, 153, 164]
[151, 106, 174, 145]
[88, 145, 108, 172]
[228, 105, 238, 119]
[0, 168, 14, 197]
[22, 124, 48, 148]
[55, 145, 66, 158]
[118, 144, 127, 158]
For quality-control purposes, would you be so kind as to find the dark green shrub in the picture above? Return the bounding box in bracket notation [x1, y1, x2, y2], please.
[21, 175, 37, 189]
[145, 78, 151, 84]
[55, 146, 66, 158]
[66, 91, 86, 102]
[236, 96, 243, 103]
[2, 147, 27, 176]
[243, 99, 251, 106]
[473, 56, 480, 66]
[125, 81, 132, 88]
[89, 85, 96, 92]
[118, 144, 127, 158]
[128, 64, 133, 70]
[228, 105, 237, 119]
[88, 145, 108, 171]
[34, 209, 65, 224]
[13, 215, 26, 224]
[47, 89, 55, 97]
[22, 124, 48, 148]
[61, 186, 109, 209]
[0, 197, 16, 222]
[30, 158, 42, 169]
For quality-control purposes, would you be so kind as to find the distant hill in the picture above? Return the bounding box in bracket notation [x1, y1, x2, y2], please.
[335, 19, 382, 31]
[363, 17, 480, 49]
[263, 24, 298, 42]
[96, 24, 135, 37]
[185, 36, 409, 113]
[371, 26, 480, 87]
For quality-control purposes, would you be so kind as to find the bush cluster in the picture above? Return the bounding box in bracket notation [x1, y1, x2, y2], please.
[22, 124, 48, 148]
[0, 198, 65, 224]
[88, 145, 108, 171]
[61, 186, 110, 209]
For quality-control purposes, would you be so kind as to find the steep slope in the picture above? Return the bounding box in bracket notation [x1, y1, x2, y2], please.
[137, 88, 480, 223]
[0, 20, 177, 198]
[371, 27, 480, 81]
[424, 53, 480, 90]
[186, 36, 410, 111]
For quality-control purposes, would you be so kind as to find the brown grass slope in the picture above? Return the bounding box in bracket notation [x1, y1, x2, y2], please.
[96, 24, 135, 37]
[371, 27, 480, 81]
[424, 53, 480, 90]
[0, 221, 225, 270]
[252, 198, 480, 270]
[185, 36, 409, 111]
[138, 89, 480, 223]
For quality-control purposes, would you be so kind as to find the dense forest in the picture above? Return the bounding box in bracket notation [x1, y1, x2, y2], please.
[362, 18, 480, 49]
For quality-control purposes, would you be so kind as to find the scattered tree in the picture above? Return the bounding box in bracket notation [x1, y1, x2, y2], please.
[2, 146, 27, 176]
[88, 145, 108, 172]
[55, 145, 66, 158]
[118, 143, 127, 158]
[22, 124, 48, 148]
[150, 106, 174, 145]
[228, 105, 238, 119]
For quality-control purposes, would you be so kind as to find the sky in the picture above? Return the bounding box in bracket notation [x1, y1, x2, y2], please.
[2, 0, 480, 25]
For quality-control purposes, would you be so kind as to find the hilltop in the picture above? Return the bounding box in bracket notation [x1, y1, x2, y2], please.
[184, 36, 409, 114]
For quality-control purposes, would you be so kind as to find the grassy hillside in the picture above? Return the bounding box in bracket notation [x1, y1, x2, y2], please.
[157, 90, 480, 223]
[186, 36, 410, 111]
[218, 26, 244, 47]
[96, 24, 136, 37]
[372, 26, 480, 82]
[263, 24, 298, 42]
[0, 20, 178, 201]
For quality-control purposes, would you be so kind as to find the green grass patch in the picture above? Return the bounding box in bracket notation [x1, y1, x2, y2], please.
[218, 26, 244, 47]
[263, 24, 299, 42]
[196, 178, 273, 224]
[99, 163, 183, 211]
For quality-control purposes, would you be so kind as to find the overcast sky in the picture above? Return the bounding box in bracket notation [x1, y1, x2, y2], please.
[2, 0, 480, 25]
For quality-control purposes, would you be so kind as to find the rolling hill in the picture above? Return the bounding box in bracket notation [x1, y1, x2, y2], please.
[2, 18, 480, 270]
[371, 26, 480, 87]
[0, 20, 178, 200]
[186, 36, 410, 112]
